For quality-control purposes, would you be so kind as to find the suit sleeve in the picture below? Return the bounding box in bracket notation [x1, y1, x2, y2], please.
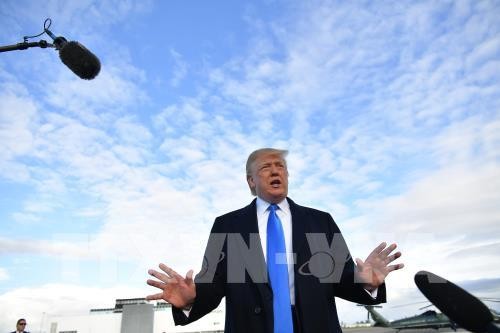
[172, 217, 227, 325]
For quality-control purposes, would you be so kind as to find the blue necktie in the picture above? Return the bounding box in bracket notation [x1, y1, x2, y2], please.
[267, 204, 293, 333]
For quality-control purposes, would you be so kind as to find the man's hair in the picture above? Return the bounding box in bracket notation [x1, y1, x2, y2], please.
[17, 318, 26, 325]
[246, 148, 288, 195]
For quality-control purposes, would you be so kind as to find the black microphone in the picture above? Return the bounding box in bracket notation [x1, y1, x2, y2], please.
[59, 41, 101, 80]
[45, 29, 101, 80]
[415, 270, 500, 333]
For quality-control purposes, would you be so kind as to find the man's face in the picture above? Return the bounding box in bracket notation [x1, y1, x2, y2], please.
[247, 153, 288, 203]
[17, 320, 26, 331]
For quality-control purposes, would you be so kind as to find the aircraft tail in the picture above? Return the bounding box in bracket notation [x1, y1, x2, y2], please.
[364, 305, 391, 327]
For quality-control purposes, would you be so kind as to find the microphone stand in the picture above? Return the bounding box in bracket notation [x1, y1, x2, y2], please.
[0, 39, 54, 52]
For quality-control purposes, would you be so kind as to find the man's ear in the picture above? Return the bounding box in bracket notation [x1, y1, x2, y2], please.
[247, 175, 255, 189]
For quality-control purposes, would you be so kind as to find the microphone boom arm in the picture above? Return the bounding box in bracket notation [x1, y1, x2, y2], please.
[0, 40, 53, 53]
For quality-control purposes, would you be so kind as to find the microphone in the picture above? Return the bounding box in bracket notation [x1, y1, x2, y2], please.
[415, 270, 499, 333]
[0, 18, 101, 80]
[45, 28, 101, 80]
[59, 41, 101, 80]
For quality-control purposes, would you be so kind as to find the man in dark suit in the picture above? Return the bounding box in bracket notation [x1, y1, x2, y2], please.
[147, 148, 403, 332]
[11, 318, 29, 333]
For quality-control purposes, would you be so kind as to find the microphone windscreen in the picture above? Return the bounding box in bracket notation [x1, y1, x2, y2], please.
[415, 270, 493, 332]
[59, 41, 101, 80]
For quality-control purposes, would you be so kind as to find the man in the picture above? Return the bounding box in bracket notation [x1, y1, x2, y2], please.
[11, 318, 29, 333]
[147, 148, 403, 332]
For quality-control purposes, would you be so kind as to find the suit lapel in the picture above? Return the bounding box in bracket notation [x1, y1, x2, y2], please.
[288, 198, 311, 305]
[288, 197, 309, 260]
[241, 200, 273, 302]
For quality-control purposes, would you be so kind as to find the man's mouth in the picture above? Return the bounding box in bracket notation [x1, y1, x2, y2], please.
[270, 179, 281, 188]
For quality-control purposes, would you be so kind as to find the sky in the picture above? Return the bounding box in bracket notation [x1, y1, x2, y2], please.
[0, 0, 499, 330]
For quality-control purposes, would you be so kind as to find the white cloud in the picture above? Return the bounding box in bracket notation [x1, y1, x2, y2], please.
[0, 82, 40, 183]
[0, 0, 153, 39]
[44, 65, 148, 124]
[0, 268, 8, 281]
[115, 116, 153, 145]
[169, 49, 188, 87]
[338, 117, 500, 290]
[0, 237, 92, 258]
[0, 84, 38, 160]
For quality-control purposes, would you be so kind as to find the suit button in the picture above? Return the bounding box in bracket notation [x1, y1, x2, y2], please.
[254, 306, 262, 315]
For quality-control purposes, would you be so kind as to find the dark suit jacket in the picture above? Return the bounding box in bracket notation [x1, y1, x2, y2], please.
[173, 198, 386, 332]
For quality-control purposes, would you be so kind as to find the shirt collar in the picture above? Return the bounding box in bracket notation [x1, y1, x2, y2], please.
[256, 196, 290, 216]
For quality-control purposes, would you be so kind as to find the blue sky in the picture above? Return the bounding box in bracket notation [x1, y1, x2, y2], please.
[1, 0, 499, 330]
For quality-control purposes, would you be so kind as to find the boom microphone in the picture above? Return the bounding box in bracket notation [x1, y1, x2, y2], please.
[415, 271, 500, 333]
[59, 40, 101, 80]
[44, 28, 101, 80]
[0, 18, 101, 80]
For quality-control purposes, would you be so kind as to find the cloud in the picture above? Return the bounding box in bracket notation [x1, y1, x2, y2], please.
[169, 49, 188, 87]
[0, 236, 91, 258]
[0, 268, 8, 281]
[0, 0, 153, 38]
[460, 276, 500, 296]
[0, 82, 39, 182]
[340, 118, 500, 292]
[44, 64, 148, 124]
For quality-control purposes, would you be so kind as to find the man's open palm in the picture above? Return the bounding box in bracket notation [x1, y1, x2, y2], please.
[356, 242, 404, 291]
[146, 263, 196, 309]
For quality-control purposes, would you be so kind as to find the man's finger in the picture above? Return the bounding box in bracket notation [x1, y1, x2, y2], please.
[159, 263, 183, 279]
[387, 263, 405, 272]
[380, 243, 397, 257]
[355, 258, 365, 269]
[149, 269, 174, 283]
[147, 279, 167, 290]
[185, 269, 194, 284]
[145, 292, 164, 301]
[385, 252, 402, 264]
[368, 242, 387, 257]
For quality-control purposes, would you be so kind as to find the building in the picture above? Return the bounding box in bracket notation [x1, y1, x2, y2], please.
[47, 298, 224, 333]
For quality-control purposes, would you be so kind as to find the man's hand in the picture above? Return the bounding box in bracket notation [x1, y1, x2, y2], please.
[146, 263, 196, 309]
[355, 242, 404, 292]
